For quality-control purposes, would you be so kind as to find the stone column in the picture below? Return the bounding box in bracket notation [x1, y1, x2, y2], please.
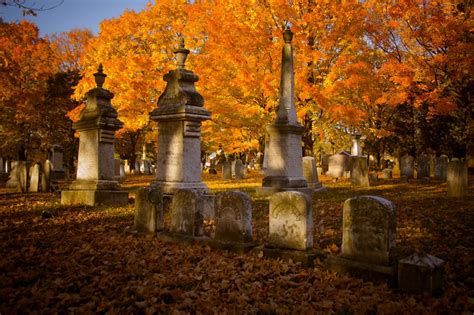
[351, 134, 362, 156]
[257, 28, 310, 197]
[149, 38, 211, 194]
[61, 64, 128, 206]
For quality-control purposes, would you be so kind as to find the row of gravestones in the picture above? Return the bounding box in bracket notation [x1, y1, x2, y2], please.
[5, 161, 53, 193]
[135, 188, 443, 295]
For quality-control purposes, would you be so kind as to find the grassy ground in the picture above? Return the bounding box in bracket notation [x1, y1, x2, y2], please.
[0, 172, 473, 313]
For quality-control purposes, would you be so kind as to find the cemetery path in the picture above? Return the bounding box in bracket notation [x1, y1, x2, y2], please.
[0, 175, 473, 313]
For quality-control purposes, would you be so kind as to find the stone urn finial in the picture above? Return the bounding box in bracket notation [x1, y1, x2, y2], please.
[174, 36, 190, 70]
[283, 26, 293, 44]
[94, 63, 107, 88]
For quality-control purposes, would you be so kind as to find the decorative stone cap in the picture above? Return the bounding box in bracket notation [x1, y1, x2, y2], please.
[283, 27, 293, 43]
[74, 64, 123, 132]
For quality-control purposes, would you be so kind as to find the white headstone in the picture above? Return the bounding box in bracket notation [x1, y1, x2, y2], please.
[29, 163, 40, 192]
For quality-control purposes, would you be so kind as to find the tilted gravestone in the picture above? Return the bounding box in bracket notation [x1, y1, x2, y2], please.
[302, 156, 323, 190]
[434, 155, 448, 181]
[447, 159, 468, 197]
[214, 191, 253, 244]
[400, 154, 414, 179]
[29, 163, 40, 193]
[417, 153, 431, 179]
[134, 187, 163, 234]
[349, 156, 369, 186]
[342, 196, 396, 266]
[170, 189, 204, 237]
[268, 191, 313, 251]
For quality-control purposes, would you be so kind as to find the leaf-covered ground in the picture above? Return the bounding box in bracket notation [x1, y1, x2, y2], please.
[1, 173, 473, 313]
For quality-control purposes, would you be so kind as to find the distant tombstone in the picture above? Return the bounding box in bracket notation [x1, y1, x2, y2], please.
[368, 173, 378, 186]
[140, 159, 151, 175]
[342, 196, 396, 265]
[235, 159, 245, 180]
[40, 160, 52, 192]
[134, 160, 141, 174]
[417, 153, 430, 179]
[321, 155, 330, 174]
[434, 155, 448, 181]
[51, 146, 64, 171]
[124, 160, 131, 174]
[231, 160, 236, 177]
[382, 168, 392, 179]
[170, 189, 204, 236]
[447, 159, 468, 197]
[120, 164, 125, 178]
[134, 187, 163, 233]
[349, 156, 369, 186]
[222, 161, 232, 180]
[398, 253, 444, 295]
[214, 191, 252, 243]
[327, 154, 348, 178]
[29, 163, 40, 192]
[400, 154, 414, 179]
[6, 161, 20, 190]
[268, 191, 313, 250]
[19, 162, 28, 193]
[302, 156, 322, 189]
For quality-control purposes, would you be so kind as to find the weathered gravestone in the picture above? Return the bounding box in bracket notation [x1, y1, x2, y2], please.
[302, 156, 323, 190]
[211, 191, 255, 252]
[140, 159, 151, 175]
[327, 154, 349, 179]
[368, 173, 378, 186]
[400, 154, 414, 179]
[447, 159, 468, 197]
[61, 65, 128, 206]
[234, 159, 245, 180]
[382, 168, 392, 179]
[257, 28, 310, 197]
[40, 160, 52, 192]
[134, 187, 163, 234]
[321, 155, 329, 175]
[19, 162, 28, 193]
[398, 253, 444, 295]
[170, 189, 204, 237]
[6, 161, 20, 191]
[222, 160, 232, 180]
[50, 145, 66, 180]
[0, 157, 4, 174]
[349, 156, 369, 186]
[29, 163, 40, 192]
[268, 191, 313, 250]
[149, 38, 211, 194]
[434, 155, 448, 181]
[124, 160, 131, 174]
[417, 153, 431, 179]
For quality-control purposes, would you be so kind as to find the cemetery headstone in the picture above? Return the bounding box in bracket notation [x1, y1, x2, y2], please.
[257, 28, 310, 197]
[19, 162, 28, 193]
[349, 156, 369, 186]
[382, 168, 392, 179]
[434, 155, 448, 181]
[351, 134, 362, 156]
[321, 155, 330, 174]
[61, 64, 128, 206]
[447, 159, 468, 197]
[268, 191, 313, 250]
[398, 253, 444, 295]
[222, 160, 232, 180]
[417, 153, 430, 179]
[6, 161, 20, 191]
[327, 154, 349, 179]
[235, 159, 245, 180]
[368, 173, 378, 186]
[149, 38, 211, 194]
[124, 160, 131, 174]
[214, 191, 253, 243]
[134, 187, 163, 233]
[29, 163, 40, 192]
[342, 196, 396, 265]
[40, 160, 52, 192]
[400, 154, 414, 179]
[170, 189, 204, 237]
[302, 156, 323, 190]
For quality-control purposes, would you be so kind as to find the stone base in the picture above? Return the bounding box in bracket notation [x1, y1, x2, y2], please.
[254, 245, 323, 267]
[255, 186, 313, 198]
[207, 239, 258, 254]
[150, 181, 209, 194]
[156, 231, 209, 244]
[61, 190, 129, 206]
[325, 255, 397, 286]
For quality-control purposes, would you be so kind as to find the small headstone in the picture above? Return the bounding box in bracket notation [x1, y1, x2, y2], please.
[434, 155, 448, 180]
[342, 196, 396, 265]
[222, 161, 232, 180]
[140, 159, 151, 175]
[398, 253, 444, 295]
[302, 156, 321, 189]
[19, 162, 28, 193]
[382, 168, 392, 179]
[170, 189, 204, 236]
[51, 147, 64, 171]
[368, 173, 378, 186]
[134, 187, 163, 233]
[214, 191, 252, 243]
[327, 154, 348, 178]
[134, 160, 141, 174]
[349, 156, 369, 186]
[6, 161, 20, 191]
[321, 155, 329, 174]
[235, 159, 245, 180]
[124, 160, 131, 174]
[400, 154, 414, 179]
[29, 163, 40, 192]
[417, 153, 430, 179]
[447, 159, 468, 197]
[40, 160, 52, 192]
[268, 191, 313, 250]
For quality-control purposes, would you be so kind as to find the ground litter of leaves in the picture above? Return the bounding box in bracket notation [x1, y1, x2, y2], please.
[1, 175, 473, 314]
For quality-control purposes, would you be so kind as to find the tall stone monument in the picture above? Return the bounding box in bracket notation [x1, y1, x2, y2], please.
[61, 64, 128, 206]
[257, 27, 310, 196]
[149, 38, 211, 194]
[351, 134, 362, 156]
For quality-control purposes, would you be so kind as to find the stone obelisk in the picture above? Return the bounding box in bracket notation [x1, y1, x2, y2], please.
[149, 38, 211, 194]
[61, 64, 128, 206]
[256, 28, 311, 197]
